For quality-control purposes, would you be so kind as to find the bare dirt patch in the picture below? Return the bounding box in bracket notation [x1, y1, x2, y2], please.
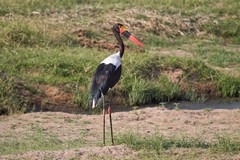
[73, 28, 117, 50]
[163, 68, 184, 83]
[35, 84, 76, 112]
[0, 145, 134, 160]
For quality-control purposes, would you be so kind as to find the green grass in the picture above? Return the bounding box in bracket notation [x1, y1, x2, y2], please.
[0, 0, 84, 16]
[218, 75, 240, 97]
[116, 133, 240, 158]
[0, 75, 26, 115]
[1, 0, 239, 19]
[195, 45, 240, 67]
[117, 133, 208, 152]
[202, 18, 240, 41]
[0, 0, 240, 114]
[0, 126, 85, 155]
[1, 47, 240, 114]
[1, 1, 240, 159]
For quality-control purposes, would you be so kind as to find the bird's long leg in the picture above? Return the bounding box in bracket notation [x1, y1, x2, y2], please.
[102, 95, 105, 145]
[108, 102, 114, 145]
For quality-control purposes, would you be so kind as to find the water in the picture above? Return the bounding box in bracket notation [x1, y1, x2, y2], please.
[167, 98, 240, 110]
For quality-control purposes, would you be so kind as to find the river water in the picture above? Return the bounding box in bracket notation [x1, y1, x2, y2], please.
[167, 98, 240, 110]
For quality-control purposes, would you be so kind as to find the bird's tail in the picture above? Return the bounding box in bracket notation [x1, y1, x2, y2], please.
[89, 88, 103, 108]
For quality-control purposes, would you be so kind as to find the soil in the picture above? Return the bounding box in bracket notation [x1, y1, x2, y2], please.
[1, 105, 240, 159]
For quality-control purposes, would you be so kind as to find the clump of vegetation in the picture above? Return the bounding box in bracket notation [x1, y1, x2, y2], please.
[218, 75, 240, 97]
[0, 74, 26, 115]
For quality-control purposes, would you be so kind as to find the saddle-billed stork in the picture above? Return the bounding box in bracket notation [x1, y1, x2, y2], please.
[89, 23, 144, 145]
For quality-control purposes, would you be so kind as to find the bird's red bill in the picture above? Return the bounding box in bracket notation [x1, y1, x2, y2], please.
[128, 35, 144, 47]
[119, 26, 144, 47]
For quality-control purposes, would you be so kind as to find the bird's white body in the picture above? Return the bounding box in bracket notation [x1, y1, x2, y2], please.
[101, 52, 121, 69]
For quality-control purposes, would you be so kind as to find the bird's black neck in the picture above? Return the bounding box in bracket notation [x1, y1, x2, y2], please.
[113, 31, 124, 58]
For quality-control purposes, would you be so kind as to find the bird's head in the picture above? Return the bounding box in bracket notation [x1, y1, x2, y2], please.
[112, 23, 144, 47]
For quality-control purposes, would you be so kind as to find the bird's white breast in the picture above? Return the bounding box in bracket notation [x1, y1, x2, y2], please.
[101, 52, 121, 69]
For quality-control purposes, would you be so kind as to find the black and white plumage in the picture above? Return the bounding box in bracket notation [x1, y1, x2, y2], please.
[90, 52, 122, 108]
[89, 23, 143, 145]
[89, 23, 143, 108]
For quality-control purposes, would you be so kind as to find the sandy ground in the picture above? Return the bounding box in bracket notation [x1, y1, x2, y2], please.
[1, 105, 240, 159]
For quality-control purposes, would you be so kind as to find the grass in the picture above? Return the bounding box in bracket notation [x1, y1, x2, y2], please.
[0, 75, 25, 115]
[0, 126, 86, 155]
[0, 0, 84, 16]
[117, 133, 209, 152]
[116, 133, 240, 158]
[1, 126, 239, 158]
[194, 45, 240, 68]
[0, 1, 240, 159]
[1, 45, 240, 114]
[218, 75, 240, 97]
[0, 0, 240, 115]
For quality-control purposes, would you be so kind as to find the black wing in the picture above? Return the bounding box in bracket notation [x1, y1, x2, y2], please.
[109, 65, 121, 88]
[90, 63, 121, 98]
